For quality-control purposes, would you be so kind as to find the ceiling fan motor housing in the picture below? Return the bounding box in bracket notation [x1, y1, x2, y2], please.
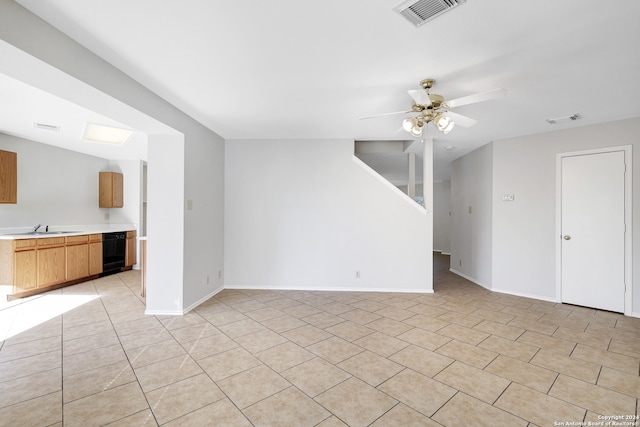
[428, 94, 445, 109]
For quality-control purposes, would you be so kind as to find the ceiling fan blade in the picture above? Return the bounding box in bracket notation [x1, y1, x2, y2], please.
[359, 110, 413, 120]
[407, 89, 432, 107]
[443, 111, 477, 128]
[445, 88, 507, 109]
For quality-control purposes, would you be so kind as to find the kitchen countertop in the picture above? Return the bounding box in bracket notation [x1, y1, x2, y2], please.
[0, 224, 137, 240]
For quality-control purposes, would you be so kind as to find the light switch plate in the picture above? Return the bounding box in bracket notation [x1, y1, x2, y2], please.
[502, 194, 515, 201]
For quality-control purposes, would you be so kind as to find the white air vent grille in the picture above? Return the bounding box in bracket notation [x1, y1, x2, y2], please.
[394, 0, 466, 27]
[546, 113, 581, 125]
[33, 123, 60, 132]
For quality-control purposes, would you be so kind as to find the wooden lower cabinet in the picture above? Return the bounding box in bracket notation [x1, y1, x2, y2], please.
[37, 246, 66, 287]
[66, 235, 90, 281]
[67, 244, 89, 281]
[14, 250, 37, 293]
[126, 230, 137, 267]
[89, 239, 103, 275]
[2, 231, 131, 298]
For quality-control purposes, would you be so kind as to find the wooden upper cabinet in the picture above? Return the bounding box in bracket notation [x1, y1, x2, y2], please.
[99, 171, 123, 208]
[0, 149, 17, 204]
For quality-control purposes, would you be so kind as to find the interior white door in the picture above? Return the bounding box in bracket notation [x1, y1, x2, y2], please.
[561, 150, 626, 312]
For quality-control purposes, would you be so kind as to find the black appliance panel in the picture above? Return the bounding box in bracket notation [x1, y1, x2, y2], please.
[103, 232, 126, 275]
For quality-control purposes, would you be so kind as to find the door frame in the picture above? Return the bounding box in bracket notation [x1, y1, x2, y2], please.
[555, 145, 633, 315]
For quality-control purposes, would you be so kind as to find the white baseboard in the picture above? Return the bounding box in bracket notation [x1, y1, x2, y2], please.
[183, 285, 224, 314]
[631, 312, 640, 319]
[490, 287, 560, 304]
[144, 309, 183, 316]
[448, 269, 561, 304]
[224, 284, 433, 294]
[449, 269, 491, 290]
[145, 285, 224, 316]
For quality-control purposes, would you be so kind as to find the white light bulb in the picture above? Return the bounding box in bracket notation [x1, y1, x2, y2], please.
[442, 121, 455, 134]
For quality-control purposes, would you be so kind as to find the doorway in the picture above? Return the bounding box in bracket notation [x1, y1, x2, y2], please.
[556, 146, 632, 314]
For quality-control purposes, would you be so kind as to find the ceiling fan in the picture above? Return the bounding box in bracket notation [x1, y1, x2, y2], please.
[360, 79, 506, 137]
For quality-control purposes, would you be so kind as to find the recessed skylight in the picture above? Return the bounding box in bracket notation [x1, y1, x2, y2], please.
[83, 123, 134, 145]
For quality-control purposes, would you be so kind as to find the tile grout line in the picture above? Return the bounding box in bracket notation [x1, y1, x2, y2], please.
[3, 260, 640, 426]
[98, 275, 160, 427]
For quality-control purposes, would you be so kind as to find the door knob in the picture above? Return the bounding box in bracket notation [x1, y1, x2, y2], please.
[563, 235, 571, 240]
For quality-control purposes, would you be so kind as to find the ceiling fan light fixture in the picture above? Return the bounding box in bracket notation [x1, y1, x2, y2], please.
[402, 117, 415, 132]
[362, 78, 502, 137]
[409, 121, 423, 137]
[435, 113, 455, 134]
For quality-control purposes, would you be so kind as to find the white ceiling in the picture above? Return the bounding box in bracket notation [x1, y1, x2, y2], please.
[5, 0, 640, 180]
[0, 72, 148, 160]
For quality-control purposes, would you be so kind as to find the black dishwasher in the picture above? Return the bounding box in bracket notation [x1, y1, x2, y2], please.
[102, 232, 126, 275]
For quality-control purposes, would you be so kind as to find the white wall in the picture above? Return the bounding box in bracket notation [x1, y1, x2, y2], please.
[182, 124, 225, 311]
[145, 134, 185, 314]
[397, 184, 424, 198]
[491, 117, 640, 313]
[450, 143, 493, 288]
[225, 139, 432, 292]
[0, 133, 109, 228]
[108, 158, 144, 269]
[0, 1, 225, 314]
[450, 117, 640, 315]
[107, 159, 142, 226]
[433, 180, 451, 254]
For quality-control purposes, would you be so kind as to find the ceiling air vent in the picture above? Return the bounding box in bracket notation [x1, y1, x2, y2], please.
[394, 0, 466, 27]
[33, 122, 60, 132]
[546, 113, 581, 124]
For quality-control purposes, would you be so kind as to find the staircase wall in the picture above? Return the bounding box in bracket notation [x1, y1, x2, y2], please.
[224, 138, 432, 292]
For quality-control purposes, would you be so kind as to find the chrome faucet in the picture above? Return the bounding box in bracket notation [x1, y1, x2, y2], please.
[32, 224, 42, 233]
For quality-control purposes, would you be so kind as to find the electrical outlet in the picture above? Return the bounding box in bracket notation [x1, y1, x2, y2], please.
[218, 270, 222, 279]
[468, 206, 472, 214]
[459, 260, 462, 267]
[104, 212, 110, 220]
[355, 271, 360, 279]
[206, 275, 210, 284]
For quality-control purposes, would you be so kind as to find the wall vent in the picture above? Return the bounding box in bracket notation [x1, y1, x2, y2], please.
[394, 0, 466, 27]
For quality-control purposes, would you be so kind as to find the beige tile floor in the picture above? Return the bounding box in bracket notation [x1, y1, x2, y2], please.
[0, 253, 639, 426]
